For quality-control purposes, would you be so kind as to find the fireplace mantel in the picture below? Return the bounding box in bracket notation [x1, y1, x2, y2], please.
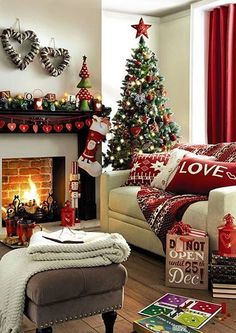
[0, 107, 111, 220]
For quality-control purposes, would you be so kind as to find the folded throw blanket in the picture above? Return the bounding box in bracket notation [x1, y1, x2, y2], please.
[137, 186, 207, 251]
[0, 231, 130, 333]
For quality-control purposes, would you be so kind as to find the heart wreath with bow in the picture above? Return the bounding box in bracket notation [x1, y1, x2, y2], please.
[39, 47, 71, 77]
[1, 28, 40, 70]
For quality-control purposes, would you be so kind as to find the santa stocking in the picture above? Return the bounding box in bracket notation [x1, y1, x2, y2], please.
[78, 116, 110, 177]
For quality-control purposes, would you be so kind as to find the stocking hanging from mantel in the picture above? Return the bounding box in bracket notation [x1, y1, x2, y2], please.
[78, 115, 110, 177]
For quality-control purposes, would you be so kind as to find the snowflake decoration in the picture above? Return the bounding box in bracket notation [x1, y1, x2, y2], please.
[132, 93, 146, 106]
[150, 161, 165, 172]
[132, 161, 140, 171]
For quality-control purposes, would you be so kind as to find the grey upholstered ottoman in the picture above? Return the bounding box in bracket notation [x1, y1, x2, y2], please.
[0, 242, 127, 333]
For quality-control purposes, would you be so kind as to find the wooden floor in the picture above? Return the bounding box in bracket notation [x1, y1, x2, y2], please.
[23, 246, 236, 333]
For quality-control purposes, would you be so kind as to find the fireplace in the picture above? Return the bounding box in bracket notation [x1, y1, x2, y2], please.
[2, 157, 65, 224]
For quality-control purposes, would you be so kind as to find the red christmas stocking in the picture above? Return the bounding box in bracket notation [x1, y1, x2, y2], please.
[78, 116, 110, 177]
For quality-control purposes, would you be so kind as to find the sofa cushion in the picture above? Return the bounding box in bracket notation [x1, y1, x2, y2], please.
[174, 142, 236, 162]
[166, 156, 236, 194]
[125, 152, 169, 186]
[109, 186, 145, 220]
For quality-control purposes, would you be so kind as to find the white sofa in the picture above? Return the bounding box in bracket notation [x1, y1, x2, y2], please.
[100, 169, 236, 256]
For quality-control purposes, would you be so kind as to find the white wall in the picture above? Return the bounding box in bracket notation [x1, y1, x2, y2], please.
[0, 0, 101, 97]
[159, 11, 190, 143]
[102, 11, 160, 120]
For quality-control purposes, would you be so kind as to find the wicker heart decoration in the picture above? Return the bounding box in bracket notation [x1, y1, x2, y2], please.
[39, 47, 70, 77]
[1, 28, 40, 70]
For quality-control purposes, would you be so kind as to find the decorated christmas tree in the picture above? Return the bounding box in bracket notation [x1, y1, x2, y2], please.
[76, 56, 93, 111]
[103, 18, 180, 170]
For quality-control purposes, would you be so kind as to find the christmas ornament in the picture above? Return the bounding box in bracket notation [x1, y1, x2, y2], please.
[0, 91, 10, 99]
[169, 133, 177, 141]
[78, 115, 110, 177]
[134, 93, 146, 106]
[75, 121, 84, 130]
[7, 122, 16, 132]
[0, 120, 5, 128]
[146, 75, 153, 83]
[76, 56, 93, 111]
[53, 124, 63, 132]
[1, 28, 40, 70]
[135, 60, 141, 67]
[218, 214, 236, 257]
[19, 124, 29, 133]
[130, 126, 142, 137]
[163, 114, 169, 124]
[146, 94, 153, 101]
[33, 123, 39, 133]
[45, 93, 56, 101]
[39, 47, 70, 77]
[131, 18, 152, 38]
[65, 123, 72, 131]
[85, 119, 92, 127]
[42, 124, 53, 133]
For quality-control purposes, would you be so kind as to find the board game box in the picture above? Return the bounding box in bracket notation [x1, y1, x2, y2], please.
[133, 313, 200, 333]
[138, 293, 222, 329]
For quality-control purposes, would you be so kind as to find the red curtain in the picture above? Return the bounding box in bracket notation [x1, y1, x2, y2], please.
[207, 4, 236, 143]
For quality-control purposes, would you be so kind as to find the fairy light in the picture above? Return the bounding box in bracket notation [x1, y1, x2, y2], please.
[17, 95, 23, 99]
[140, 78, 145, 82]
[122, 114, 126, 119]
[8, 98, 12, 102]
[119, 158, 124, 163]
[131, 82, 135, 86]
[126, 101, 131, 106]
[117, 146, 121, 151]
[54, 101, 59, 106]
[61, 98, 65, 103]
[150, 145, 155, 150]
[136, 81, 141, 86]
[111, 156, 115, 160]
[151, 132, 156, 137]
[120, 138, 124, 143]
[64, 92, 68, 98]
[138, 150, 143, 154]
[140, 135, 144, 140]
[149, 111, 154, 115]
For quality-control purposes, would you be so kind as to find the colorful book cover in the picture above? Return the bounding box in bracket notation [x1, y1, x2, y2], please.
[138, 293, 221, 329]
[133, 314, 200, 333]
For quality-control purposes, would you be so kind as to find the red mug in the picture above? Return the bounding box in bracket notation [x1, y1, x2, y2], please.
[17, 221, 42, 244]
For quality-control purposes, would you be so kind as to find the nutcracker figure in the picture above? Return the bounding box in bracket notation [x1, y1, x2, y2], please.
[69, 161, 81, 221]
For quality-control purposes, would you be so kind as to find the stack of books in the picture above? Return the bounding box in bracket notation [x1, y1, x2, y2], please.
[211, 251, 236, 298]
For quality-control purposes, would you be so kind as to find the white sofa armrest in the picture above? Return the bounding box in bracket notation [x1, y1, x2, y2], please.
[207, 186, 236, 250]
[100, 170, 130, 231]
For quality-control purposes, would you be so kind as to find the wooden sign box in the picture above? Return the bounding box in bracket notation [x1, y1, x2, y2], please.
[165, 234, 209, 290]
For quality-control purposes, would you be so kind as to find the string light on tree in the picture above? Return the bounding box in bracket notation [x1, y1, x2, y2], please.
[103, 18, 180, 169]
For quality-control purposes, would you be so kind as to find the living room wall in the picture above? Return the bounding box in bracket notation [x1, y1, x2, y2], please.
[159, 11, 190, 143]
[0, 0, 101, 97]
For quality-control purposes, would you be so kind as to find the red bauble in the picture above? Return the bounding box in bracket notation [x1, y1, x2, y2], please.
[170, 133, 177, 141]
[42, 124, 53, 133]
[146, 94, 153, 101]
[130, 126, 142, 137]
[75, 121, 84, 129]
[8, 122, 16, 132]
[146, 75, 153, 83]
[0, 120, 5, 128]
[135, 60, 141, 67]
[19, 124, 29, 133]
[66, 123, 72, 131]
[54, 124, 63, 133]
[163, 115, 169, 124]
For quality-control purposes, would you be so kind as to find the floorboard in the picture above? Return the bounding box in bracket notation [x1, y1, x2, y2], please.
[23, 246, 236, 333]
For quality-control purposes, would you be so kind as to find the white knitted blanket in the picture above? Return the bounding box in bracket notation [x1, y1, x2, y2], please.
[0, 231, 130, 333]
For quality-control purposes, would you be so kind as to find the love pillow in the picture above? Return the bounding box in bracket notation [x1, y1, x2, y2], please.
[166, 156, 236, 195]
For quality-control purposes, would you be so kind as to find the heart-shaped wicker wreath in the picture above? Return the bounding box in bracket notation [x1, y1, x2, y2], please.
[39, 47, 70, 77]
[1, 28, 40, 70]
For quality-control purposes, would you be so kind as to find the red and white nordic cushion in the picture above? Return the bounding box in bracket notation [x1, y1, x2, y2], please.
[125, 152, 170, 186]
[151, 148, 216, 190]
[166, 156, 236, 195]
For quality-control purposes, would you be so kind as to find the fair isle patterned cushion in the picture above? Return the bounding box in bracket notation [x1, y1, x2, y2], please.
[125, 153, 170, 186]
[174, 142, 236, 162]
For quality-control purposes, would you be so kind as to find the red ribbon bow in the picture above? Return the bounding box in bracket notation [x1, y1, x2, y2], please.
[168, 221, 192, 235]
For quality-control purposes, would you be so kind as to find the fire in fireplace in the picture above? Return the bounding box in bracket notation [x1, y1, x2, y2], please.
[2, 157, 65, 223]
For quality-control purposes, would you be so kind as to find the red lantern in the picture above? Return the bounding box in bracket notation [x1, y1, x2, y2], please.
[218, 214, 236, 257]
[60, 201, 75, 227]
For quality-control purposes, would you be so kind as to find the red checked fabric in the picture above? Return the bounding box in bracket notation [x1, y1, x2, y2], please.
[166, 156, 236, 195]
[125, 153, 170, 186]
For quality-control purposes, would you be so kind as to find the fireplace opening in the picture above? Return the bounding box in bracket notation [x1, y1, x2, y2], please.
[2, 157, 65, 224]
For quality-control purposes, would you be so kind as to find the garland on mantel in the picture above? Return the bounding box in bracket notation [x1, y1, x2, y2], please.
[0, 114, 94, 133]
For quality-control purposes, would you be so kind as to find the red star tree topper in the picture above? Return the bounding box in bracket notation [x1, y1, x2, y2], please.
[131, 18, 152, 38]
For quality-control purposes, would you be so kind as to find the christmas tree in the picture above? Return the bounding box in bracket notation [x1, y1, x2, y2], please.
[103, 18, 180, 170]
[76, 56, 93, 111]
